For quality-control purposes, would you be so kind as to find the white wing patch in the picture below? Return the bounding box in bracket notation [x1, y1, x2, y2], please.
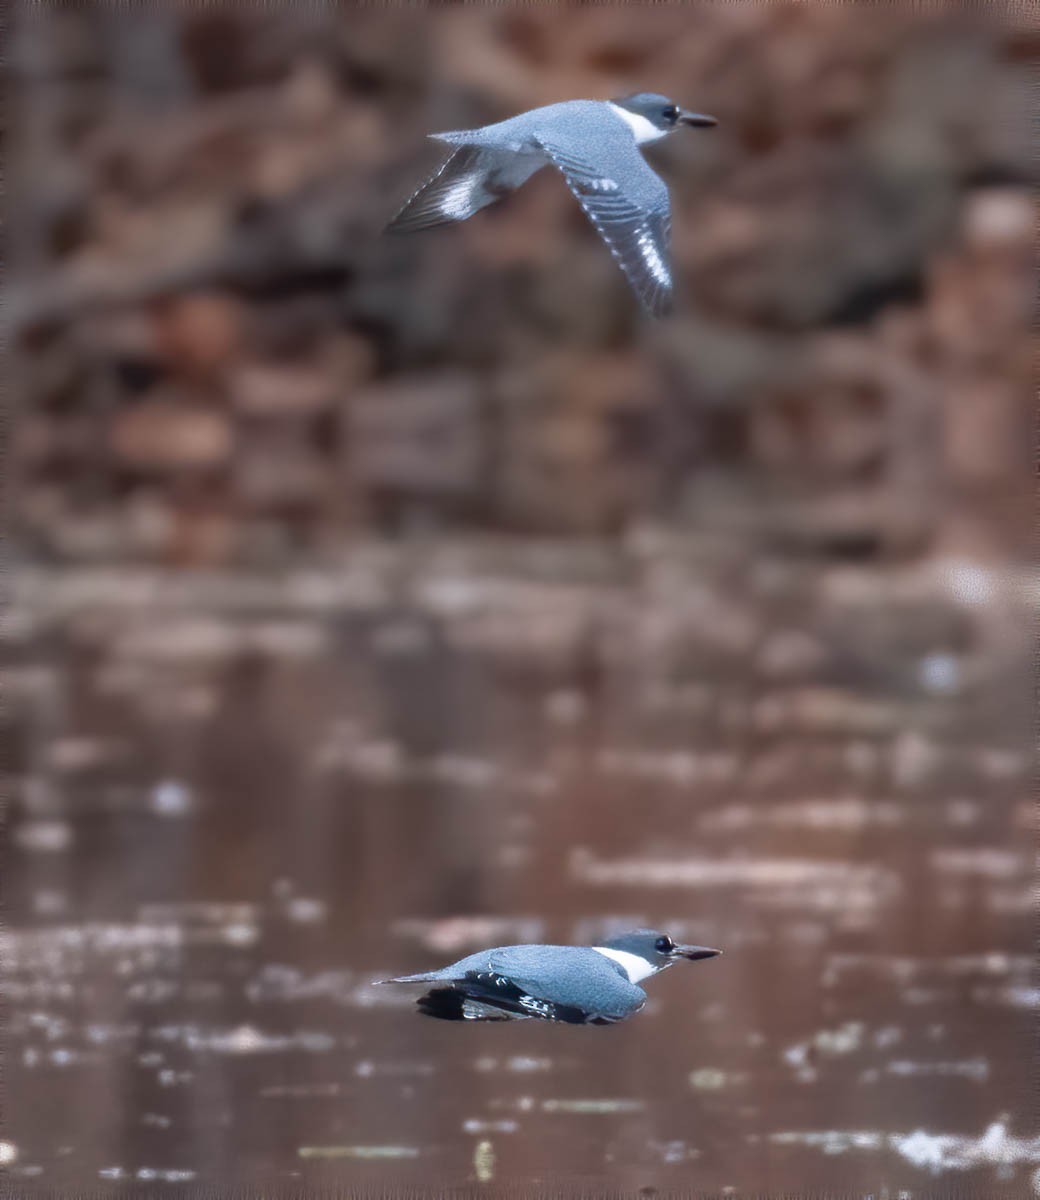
[637, 229, 670, 286]
[440, 175, 476, 219]
[534, 134, 674, 316]
[461, 997, 517, 1021]
[518, 995, 556, 1019]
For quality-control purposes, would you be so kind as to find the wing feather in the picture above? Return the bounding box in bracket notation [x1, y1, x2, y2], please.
[536, 137, 674, 317]
[386, 146, 500, 233]
[488, 947, 647, 1020]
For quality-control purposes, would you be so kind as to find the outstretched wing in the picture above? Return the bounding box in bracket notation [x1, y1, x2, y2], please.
[487, 946, 647, 1021]
[536, 134, 673, 317]
[387, 144, 537, 233]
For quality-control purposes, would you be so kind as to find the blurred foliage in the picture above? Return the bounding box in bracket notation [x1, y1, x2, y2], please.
[9, 3, 1033, 563]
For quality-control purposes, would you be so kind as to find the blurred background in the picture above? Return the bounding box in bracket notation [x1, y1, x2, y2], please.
[6, 2, 1035, 1195]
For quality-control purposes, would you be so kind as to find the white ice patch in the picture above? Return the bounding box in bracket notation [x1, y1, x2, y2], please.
[770, 1119, 1040, 1176]
[637, 229, 670, 286]
[609, 103, 668, 145]
[891, 1119, 1040, 1174]
[593, 947, 659, 984]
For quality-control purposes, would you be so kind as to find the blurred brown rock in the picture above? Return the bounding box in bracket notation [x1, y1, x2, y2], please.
[111, 393, 234, 470]
[945, 381, 1025, 487]
[230, 362, 335, 417]
[168, 508, 236, 566]
[152, 292, 243, 381]
[236, 427, 332, 512]
[495, 350, 661, 532]
[348, 374, 486, 504]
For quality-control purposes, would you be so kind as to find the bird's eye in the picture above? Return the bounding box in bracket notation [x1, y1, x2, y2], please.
[662, 106, 679, 122]
[655, 936, 674, 953]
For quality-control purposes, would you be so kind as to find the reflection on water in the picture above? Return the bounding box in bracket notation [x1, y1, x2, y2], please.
[4, 543, 1034, 1194]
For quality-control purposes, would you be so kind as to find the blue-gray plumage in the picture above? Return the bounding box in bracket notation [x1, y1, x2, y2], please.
[386, 93, 717, 317]
[377, 928, 721, 1023]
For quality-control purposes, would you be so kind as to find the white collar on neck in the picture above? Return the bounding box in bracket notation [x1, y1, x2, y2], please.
[608, 103, 668, 145]
[593, 946, 659, 983]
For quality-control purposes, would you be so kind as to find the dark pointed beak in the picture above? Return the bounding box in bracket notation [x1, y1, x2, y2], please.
[673, 945, 722, 961]
[677, 110, 718, 129]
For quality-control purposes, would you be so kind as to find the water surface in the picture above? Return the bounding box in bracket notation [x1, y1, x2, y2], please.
[5, 542, 1035, 1195]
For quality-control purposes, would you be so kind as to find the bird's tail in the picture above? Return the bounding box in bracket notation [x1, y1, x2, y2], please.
[374, 972, 442, 985]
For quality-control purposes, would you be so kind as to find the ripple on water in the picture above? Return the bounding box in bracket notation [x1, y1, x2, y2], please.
[148, 1024, 337, 1055]
[462, 1119, 518, 1135]
[12, 821, 73, 854]
[297, 1145, 419, 1160]
[569, 848, 900, 912]
[541, 1098, 645, 1114]
[99, 1167, 196, 1181]
[882, 1058, 989, 1082]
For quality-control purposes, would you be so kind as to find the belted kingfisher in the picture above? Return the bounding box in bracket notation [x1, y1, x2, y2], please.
[377, 928, 721, 1023]
[387, 93, 717, 317]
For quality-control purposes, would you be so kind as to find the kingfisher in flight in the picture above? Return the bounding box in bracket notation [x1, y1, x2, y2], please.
[387, 93, 717, 317]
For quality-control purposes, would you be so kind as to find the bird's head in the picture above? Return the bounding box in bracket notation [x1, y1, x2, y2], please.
[611, 92, 717, 137]
[599, 928, 722, 977]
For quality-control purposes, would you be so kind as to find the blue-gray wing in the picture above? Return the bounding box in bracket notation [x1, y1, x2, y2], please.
[487, 945, 647, 1020]
[536, 133, 673, 317]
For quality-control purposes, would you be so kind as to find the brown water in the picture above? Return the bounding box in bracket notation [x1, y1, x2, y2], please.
[5, 539, 1036, 1196]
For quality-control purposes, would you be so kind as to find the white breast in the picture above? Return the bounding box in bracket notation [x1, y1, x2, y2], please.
[593, 946, 658, 984]
[608, 103, 668, 145]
